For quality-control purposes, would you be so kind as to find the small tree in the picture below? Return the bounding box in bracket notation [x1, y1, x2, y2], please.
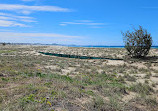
[2, 43, 6, 46]
[122, 26, 152, 58]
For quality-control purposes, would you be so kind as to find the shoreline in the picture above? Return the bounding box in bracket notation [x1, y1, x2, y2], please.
[1, 43, 158, 49]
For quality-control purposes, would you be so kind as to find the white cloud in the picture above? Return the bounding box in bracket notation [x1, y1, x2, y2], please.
[0, 16, 12, 20]
[0, 4, 71, 14]
[0, 12, 36, 22]
[0, 12, 36, 27]
[60, 20, 106, 27]
[20, 10, 32, 15]
[0, 20, 27, 27]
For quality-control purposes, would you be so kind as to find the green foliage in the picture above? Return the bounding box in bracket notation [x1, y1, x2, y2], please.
[51, 90, 57, 96]
[23, 94, 35, 102]
[2, 43, 6, 46]
[1, 77, 9, 82]
[122, 26, 152, 58]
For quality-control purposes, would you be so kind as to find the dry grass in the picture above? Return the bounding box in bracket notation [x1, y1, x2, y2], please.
[0, 45, 158, 111]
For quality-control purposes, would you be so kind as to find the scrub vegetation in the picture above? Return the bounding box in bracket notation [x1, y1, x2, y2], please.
[122, 26, 152, 58]
[0, 45, 158, 111]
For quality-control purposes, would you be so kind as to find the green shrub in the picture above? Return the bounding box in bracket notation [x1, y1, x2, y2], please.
[122, 26, 152, 58]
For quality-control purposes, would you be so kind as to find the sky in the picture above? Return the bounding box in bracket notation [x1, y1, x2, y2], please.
[0, 0, 158, 45]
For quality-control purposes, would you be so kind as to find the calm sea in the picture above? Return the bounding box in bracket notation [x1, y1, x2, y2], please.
[67, 45, 158, 49]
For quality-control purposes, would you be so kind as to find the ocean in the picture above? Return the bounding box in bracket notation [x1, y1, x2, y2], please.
[67, 45, 158, 49]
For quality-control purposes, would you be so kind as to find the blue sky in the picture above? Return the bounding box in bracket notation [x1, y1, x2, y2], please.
[0, 0, 158, 45]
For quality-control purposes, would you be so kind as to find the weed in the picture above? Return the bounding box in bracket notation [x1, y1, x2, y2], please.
[1, 77, 9, 82]
[129, 83, 154, 95]
[124, 74, 136, 82]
